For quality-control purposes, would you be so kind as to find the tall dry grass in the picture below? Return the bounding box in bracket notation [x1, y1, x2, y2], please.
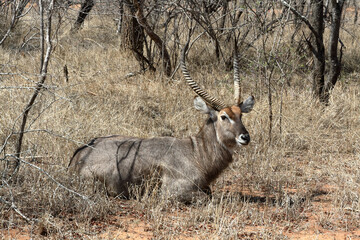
[1, 12, 360, 239]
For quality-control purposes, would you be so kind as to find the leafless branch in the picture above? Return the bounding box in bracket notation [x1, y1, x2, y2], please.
[279, 0, 319, 39]
[133, 0, 172, 76]
[0, 0, 31, 46]
[5, 154, 92, 203]
[13, 129, 96, 148]
[0, 180, 34, 223]
[0, 196, 33, 223]
[9, 0, 54, 179]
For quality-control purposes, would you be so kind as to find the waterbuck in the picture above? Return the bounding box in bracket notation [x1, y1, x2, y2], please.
[68, 45, 255, 202]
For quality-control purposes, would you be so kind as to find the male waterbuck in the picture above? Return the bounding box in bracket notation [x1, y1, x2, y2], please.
[68, 45, 255, 202]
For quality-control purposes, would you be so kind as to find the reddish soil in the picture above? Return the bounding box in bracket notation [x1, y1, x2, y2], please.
[2, 184, 360, 240]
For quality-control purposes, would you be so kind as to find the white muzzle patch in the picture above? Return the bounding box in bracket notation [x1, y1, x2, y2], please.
[236, 134, 250, 146]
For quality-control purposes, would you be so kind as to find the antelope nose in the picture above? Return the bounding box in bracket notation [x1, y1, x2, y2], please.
[240, 133, 250, 144]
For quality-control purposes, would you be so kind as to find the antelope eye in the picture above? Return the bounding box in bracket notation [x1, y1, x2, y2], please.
[220, 115, 228, 121]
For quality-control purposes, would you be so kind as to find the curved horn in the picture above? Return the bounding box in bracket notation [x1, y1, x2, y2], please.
[180, 42, 226, 111]
[233, 41, 242, 105]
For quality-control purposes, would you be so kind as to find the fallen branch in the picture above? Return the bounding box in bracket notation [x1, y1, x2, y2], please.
[6, 154, 92, 204]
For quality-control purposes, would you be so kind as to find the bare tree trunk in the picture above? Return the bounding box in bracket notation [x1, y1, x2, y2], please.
[354, 0, 358, 24]
[120, 0, 150, 71]
[116, 0, 124, 34]
[281, 0, 344, 104]
[218, 0, 228, 34]
[323, 0, 345, 103]
[310, 0, 326, 103]
[133, 0, 172, 76]
[72, 0, 95, 32]
[7, 0, 54, 180]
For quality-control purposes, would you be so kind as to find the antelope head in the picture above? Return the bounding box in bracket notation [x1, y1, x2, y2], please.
[181, 44, 255, 152]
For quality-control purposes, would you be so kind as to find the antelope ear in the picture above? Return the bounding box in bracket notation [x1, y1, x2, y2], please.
[194, 97, 217, 120]
[240, 96, 255, 113]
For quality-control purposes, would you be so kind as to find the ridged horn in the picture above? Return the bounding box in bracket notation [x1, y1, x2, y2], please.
[180, 42, 226, 111]
[233, 40, 242, 105]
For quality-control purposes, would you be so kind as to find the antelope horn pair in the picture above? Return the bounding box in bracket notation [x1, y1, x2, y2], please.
[180, 42, 242, 111]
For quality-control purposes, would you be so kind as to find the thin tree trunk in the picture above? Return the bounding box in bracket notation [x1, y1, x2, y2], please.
[133, 0, 171, 76]
[323, 0, 344, 103]
[72, 0, 95, 31]
[354, 0, 358, 23]
[280, 0, 343, 104]
[310, 0, 326, 103]
[218, 0, 228, 34]
[120, 0, 149, 71]
[8, 0, 54, 180]
[116, 0, 124, 34]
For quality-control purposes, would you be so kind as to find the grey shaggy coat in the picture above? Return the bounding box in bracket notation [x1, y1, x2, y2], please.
[68, 96, 254, 202]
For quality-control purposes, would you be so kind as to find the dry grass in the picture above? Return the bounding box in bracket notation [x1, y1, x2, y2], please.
[1, 12, 360, 239]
